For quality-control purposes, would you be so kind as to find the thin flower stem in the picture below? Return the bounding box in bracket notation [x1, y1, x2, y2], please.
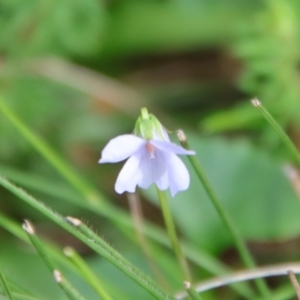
[177, 130, 271, 299]
[287, 270, 300, 300]
[156, 188, 191, 282]
[175, 263, 300, 299]
[127, 193, 169, 287]
[0, 272, 16, 300]
[64, 247, 113, 300]
[251, 98, 300, 166]
[183, 282, 203, 300]
[22, 220, 86, 300]
[22, 220, 56, 270]
[53, 270, 86, 300]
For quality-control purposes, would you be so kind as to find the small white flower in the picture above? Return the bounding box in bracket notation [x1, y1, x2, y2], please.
[99, 128, 195, 197]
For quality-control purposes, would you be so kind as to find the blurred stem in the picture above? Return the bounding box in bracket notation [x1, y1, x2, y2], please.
[0, 272, 16, 300]
[287, 270, 300, 300]
[22, 220, 86, 300]
[64, 247, 112, 300]
[176, 262, 300, 299]
[53, 270, 86, 300]
[156, 188, 191, 282]
[251, 98, 300, 166]
[127, 193, 168, 287]
[178, 131, 271, 299]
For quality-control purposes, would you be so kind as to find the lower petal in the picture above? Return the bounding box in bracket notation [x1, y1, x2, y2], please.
[115, 152, 141, 194]
[137, 150, 153, 189]
[154, 152, 169, 191]
[138, 149, 168, 190]
[167, 154, 190, 196]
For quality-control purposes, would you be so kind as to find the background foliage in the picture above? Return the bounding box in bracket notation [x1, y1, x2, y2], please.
[0, 0, 300, 299]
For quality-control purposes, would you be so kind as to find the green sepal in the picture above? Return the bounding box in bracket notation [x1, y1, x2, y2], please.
[134, 108, 166, 141]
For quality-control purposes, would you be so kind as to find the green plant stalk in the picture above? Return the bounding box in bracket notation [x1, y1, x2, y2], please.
[53, 270, 87, 300]
[251, 98, 300, 166]
[0, 212, 122, 299]
[157, 188, 191, 282]
[178, 133, 271, 299]
[66, 217, 173, 300]
[22, 220, 86, 300]
[0, 211, 82, 276]
[22, 220, 56, 270]
[183, 282, 203, 300]
[64, 247, 112, 300]
[0, 272, 16, 300]
[0, 175, 173, 300]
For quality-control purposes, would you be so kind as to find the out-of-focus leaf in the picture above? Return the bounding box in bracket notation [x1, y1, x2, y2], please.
[0, 0, 106, 57]
[0, 239, 64, 300]
[101, 1, 260, 58]
[200, 102, 265, 133]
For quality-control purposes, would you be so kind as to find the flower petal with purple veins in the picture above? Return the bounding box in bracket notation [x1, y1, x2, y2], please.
[151, 140, 195, 155]
[166, 153, 190, 196]
[99, 134, 145, 163]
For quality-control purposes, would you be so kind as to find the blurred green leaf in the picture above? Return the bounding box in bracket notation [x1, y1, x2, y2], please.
[0, 0, 106, 57]
[0, 238, 64, 300]
[101, 1, 260, 58]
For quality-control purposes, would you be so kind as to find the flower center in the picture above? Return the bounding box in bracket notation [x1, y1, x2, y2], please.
[146, 142, 155, 159]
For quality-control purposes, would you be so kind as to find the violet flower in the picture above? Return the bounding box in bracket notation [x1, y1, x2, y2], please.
[99, 108, 195, 196]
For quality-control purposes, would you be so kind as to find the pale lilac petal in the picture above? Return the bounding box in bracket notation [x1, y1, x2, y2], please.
[154, 151, 169, 190]
[115, 152, 142, 194]
[161, 127, 170, 142]
[99, 134, 145, 163]
[166, 154, 190, 196]
[150, 140, 195, 155]
[136, 148, 153, 189]
[137, 148, 167, 189]
[153, 127, 170, 142]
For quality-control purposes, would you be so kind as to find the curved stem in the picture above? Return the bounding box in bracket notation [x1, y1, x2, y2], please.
[251, 98, 300, 166]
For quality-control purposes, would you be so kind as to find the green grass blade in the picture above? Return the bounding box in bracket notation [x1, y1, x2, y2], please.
[0, 272, 16, 300]
[0, 175, 174, 300]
